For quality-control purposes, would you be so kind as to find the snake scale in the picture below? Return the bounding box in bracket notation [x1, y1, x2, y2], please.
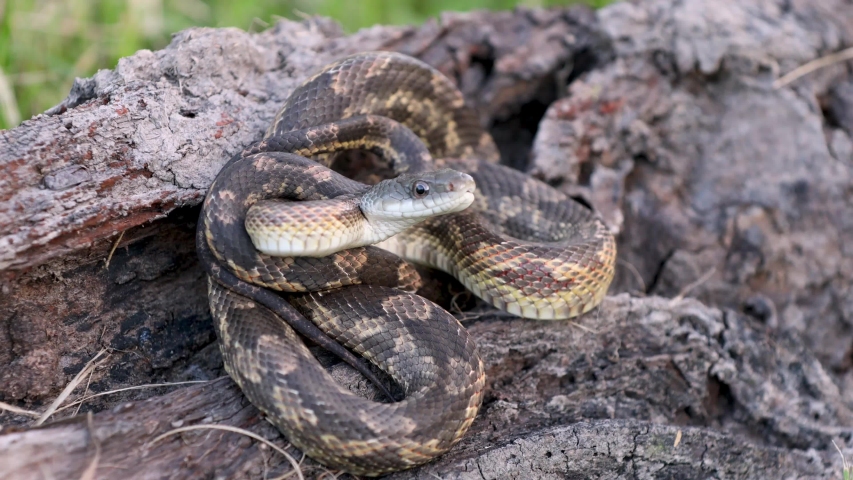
[197, 52, 616, 476]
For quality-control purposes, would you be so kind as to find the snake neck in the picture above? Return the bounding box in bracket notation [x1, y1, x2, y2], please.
[245, 195, 360, 257]
[244, 194, 429, 257]
[360, 211, 426, 246]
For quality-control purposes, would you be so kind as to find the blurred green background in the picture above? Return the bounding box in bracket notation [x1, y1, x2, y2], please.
[0, 0, 612, 130]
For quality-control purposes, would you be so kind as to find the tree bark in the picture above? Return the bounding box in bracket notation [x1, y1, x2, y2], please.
[1, 1, 852, 479]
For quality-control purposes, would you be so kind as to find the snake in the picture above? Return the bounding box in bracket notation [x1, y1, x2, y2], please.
[196, 52, 616, 476]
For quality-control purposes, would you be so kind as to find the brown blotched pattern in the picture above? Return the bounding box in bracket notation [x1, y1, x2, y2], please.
[199, 146, 484, 475]
[209, 281, 484, 476]
[266, 52, 499, 163]
[198, 51, 615, 476]
[379, 160, 616, 319]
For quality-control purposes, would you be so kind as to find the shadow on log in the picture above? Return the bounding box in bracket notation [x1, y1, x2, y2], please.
[1, 1, 852, 478]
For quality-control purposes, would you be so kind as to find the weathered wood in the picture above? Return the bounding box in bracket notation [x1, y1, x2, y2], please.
[1, 295, 847, 478]
[530, 0, 853, 391]
[2, 1, 853, 478]
[0, 379, 300, 480]
[0, 8, 607, 276]
[0, 6, 606, 404]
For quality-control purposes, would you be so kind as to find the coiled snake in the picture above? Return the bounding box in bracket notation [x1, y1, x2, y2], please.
[197, 52, 616, 476]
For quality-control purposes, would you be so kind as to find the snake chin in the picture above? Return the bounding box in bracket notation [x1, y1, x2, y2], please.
[372, 191, 475, 217]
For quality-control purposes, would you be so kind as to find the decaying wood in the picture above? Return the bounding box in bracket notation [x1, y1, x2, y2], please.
[0, 295, 846, 478]
[2, 1, 853, 478]
[0, 8, 608, 276]
[529, 0, 853, 382]
[0, 5, 607, 406]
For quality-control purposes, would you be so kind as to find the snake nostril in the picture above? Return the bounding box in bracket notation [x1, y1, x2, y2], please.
[448, 182, 455, 192]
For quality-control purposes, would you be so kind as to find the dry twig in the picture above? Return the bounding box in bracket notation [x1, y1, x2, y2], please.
[56, 380, 213, 414]
[79, 412, 102, 480]
[0, 401, 40, 418]
[36, 349, 109, 426]
[774, 46, 853, 88]
[150, 424, 304, 480]
[670, 268, 716, 304]
[103, 231, 125, 270]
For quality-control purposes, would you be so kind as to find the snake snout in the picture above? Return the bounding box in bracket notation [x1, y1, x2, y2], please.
[414, 169, 475, 217]
[445, 171, 476, 194]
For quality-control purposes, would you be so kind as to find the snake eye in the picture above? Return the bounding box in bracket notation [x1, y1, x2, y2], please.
[412, 181, 430, 198]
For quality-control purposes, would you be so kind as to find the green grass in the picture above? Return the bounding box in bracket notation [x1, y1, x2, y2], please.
[0, 0, 612, 130]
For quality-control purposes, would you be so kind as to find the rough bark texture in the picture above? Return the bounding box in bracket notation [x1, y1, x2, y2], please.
[529, 0, 853, 384]
[1, 1, 852, 479]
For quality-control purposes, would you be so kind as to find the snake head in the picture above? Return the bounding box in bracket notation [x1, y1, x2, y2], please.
[361, 168, 476, 222]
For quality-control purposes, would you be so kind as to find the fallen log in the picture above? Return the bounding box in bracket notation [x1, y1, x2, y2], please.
[2, 1, 852, 478]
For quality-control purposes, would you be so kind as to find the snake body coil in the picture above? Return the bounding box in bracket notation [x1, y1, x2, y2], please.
[198, 52, 616, 476]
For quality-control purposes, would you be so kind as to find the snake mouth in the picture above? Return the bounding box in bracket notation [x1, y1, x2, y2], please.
[378, 190, 475, 218]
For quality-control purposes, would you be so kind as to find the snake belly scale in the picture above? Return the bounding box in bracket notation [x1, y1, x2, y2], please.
[198, 51, 616, 476]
